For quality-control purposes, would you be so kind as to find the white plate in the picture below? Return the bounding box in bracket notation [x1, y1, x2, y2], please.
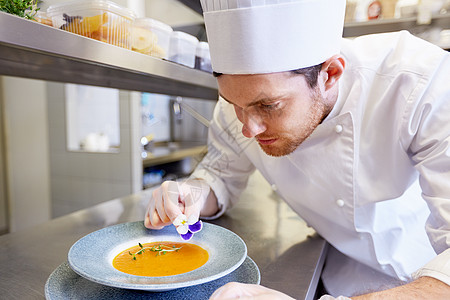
[68, 221, 247, 291]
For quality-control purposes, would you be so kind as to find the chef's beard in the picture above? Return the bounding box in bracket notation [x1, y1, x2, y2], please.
[257, 91, 329, 157]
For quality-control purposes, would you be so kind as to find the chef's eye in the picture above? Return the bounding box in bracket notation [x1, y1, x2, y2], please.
[260, 102, 278, 110]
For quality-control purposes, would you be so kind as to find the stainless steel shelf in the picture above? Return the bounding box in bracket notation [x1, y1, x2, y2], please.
[0, 11, 218, 100]
[343, 12, 450, 38]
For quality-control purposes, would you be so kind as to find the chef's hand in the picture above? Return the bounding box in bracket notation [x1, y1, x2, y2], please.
[144, 179, 217, 229]
[209, 282, 295, 300]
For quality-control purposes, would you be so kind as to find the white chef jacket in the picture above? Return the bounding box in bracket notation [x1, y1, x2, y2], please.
[191, 31, 450, 297]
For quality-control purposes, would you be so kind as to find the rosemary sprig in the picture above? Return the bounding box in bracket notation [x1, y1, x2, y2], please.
[129, 243, 182, 260]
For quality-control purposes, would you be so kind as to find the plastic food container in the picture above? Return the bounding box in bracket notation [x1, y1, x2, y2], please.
[47, 0, 136, 49]
[168, 31, 199, 68]
[195, 41, 212, 73]
[34, 11, 53, 27]
[131, 18, 173, 59]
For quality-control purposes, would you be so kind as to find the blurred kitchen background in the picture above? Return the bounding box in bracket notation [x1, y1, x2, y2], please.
[0, 0, 449, 235]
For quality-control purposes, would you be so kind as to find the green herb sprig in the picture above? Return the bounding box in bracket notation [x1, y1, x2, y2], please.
[129, 243, 182, 260]
[0, 0, 40, 20]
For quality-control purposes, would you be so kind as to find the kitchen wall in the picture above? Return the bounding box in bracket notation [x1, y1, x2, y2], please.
[0, 76, 51, 232]
[47, 83, 142, 218]
[0, 76, 141, 231]
[65, 84, 121, 151]
[0, 79, 7, 234]
[143, 0, 203, 26]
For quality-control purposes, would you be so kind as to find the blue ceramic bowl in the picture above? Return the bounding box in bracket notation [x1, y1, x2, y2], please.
[68, 221, 247, 291]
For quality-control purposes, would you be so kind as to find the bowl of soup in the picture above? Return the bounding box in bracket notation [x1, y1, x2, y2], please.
[68, 221, 247, 291]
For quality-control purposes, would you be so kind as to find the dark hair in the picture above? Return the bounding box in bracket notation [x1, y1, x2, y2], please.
[290, 63, 323, 89]
[213, 62, 323, 89]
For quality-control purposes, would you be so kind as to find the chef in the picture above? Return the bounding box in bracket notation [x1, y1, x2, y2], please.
[144, 0, 450, 298]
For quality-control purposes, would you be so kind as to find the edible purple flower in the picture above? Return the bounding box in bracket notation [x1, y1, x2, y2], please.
[173, 214, 203, 241]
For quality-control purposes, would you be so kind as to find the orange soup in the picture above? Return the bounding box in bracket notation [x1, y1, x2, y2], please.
[112, 241, 209, 276]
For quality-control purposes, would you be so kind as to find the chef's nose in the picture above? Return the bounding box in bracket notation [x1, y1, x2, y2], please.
[241, 111, 266, 138]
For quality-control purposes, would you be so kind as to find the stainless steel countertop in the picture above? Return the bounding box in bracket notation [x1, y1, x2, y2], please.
[0, 172, 327, 299]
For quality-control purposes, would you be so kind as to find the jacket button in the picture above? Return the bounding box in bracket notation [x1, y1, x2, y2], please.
[336, 199, 345, 207]
[335, 125, 343, 133]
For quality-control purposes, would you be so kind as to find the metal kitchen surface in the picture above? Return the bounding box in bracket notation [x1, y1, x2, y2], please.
[0, 172, 327, 300]
[0, 11, 218, 100]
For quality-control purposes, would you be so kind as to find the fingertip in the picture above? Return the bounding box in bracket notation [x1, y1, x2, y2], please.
[144, 217, 161, 229]
[144, 217, 165, 230]
[144, 217, 151, 228]
[144, 209, 152, 228]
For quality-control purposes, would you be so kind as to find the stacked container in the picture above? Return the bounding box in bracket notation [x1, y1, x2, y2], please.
[195, 41, 213, 73]
[131, 18, 173, 59]
[168, 31, 199, 68]
[47, 0, 136, 49]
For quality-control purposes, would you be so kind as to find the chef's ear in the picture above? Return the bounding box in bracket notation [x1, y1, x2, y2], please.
[321, 55, 345, 91]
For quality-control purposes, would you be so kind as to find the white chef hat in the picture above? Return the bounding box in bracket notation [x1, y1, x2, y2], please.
[200, 0, 346, 74]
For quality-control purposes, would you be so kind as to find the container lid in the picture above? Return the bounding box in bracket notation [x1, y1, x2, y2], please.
[134, 18, 173, 34]
[47, 0, 136, 20]
[170, 31, 199, 45]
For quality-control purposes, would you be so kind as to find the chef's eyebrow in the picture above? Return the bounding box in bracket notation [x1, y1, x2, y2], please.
[219, 93, 280, 108]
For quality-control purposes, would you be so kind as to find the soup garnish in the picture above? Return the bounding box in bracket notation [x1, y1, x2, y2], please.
[129, 242, 182, 260]
[113, 241, 209, 276]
